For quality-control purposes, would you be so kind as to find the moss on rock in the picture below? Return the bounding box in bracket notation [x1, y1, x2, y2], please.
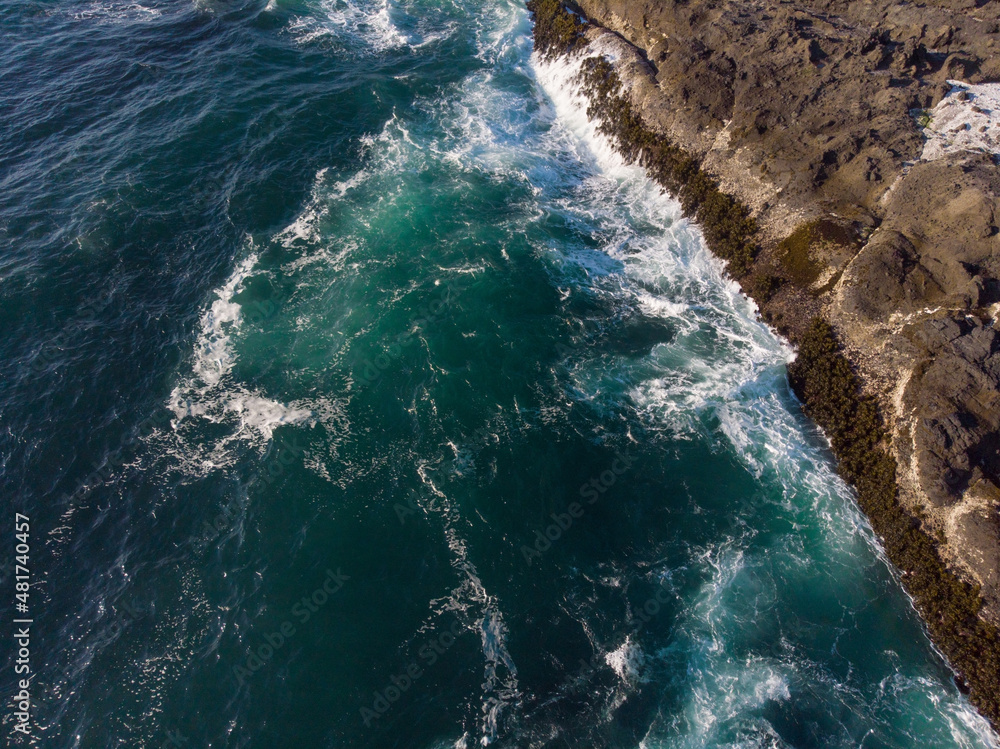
[576, 56, 758, 277]
[526, 0, 586, 59]
[747, 272, 785, 303]
[789, 318, 1000, 726]
[528, 0, 1000, 731]
[777, 219, 859, 291]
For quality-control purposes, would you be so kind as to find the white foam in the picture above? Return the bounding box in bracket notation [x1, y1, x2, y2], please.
[943, 701, 1000, 749]
[164, 248, 349, 472]
[530, 39, 889, 576]
[274, 168, 372, 278]
[635, 290, 689, 318]
[532, 47, 636, 178]
[188, 253, 258, 389]
[70, 1, 161, 22]
[278, 184, 325, 247]
[286, 0, 408, 50]
[530, 38, 1000, 747]
[921, 81, 1000, 161]
[224, 395, 313, 439]
[412, 465, 521, 746]
[532, 46, 795, 444]
[605, 636, 647, 684]
[753, 671, 792, 703]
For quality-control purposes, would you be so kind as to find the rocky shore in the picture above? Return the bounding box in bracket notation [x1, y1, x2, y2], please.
[527, 0, 1000, 731]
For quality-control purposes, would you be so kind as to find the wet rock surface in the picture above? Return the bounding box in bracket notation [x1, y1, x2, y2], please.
[568, 0, 1000, 623]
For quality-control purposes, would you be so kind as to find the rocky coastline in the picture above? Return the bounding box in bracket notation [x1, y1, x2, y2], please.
[528, 0, 1000, 731]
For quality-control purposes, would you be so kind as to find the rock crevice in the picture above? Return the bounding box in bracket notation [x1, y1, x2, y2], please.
[528, 0, 1000, 730]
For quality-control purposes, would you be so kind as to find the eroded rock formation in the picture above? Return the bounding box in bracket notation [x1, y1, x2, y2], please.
[573, 0, 1000, 625]
[530, 0, 1000, 728]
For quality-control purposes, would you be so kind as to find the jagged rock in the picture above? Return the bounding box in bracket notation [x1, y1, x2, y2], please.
[569, 0, 1000, 637]
[839, 229, 940, 321]
[948, 483, 1000, 618]
[575, 0, 999, 219]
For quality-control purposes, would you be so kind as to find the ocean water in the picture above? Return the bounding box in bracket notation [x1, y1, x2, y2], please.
[0, 0, 997, 747]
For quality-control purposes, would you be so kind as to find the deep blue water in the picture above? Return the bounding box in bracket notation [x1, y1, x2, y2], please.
[0, 0, 997, 746]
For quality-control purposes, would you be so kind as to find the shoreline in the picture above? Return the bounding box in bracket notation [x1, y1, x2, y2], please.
[527, 0, 1000, 732]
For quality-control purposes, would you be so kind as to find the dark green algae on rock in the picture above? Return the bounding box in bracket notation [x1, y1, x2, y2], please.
[526, 0, 1000, 732]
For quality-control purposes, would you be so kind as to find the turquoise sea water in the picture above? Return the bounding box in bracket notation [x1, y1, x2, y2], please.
[1, 0, 997, 746]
